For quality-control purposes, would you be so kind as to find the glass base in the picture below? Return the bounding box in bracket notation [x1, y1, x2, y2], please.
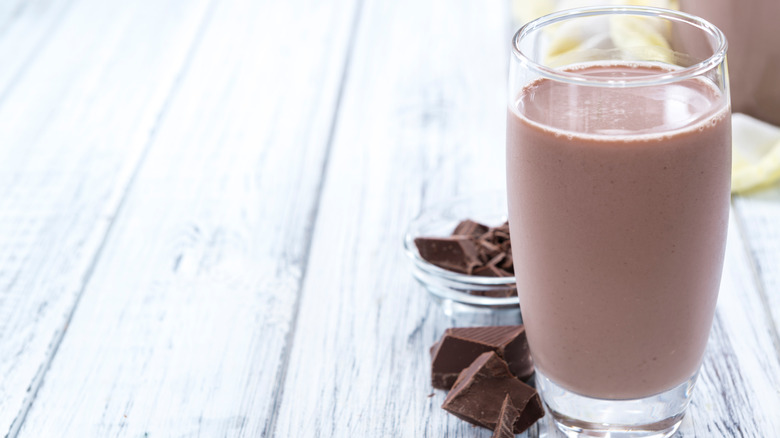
[536, 370, 697, 438]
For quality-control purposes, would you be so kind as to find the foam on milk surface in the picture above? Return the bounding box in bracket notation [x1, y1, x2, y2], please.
[515, 63, 726, 138]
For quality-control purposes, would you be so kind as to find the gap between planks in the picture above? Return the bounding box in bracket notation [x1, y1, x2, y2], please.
[261, 0, 367, 436]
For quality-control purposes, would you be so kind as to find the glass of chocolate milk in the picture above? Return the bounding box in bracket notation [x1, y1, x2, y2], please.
[506, 7, 730, 437]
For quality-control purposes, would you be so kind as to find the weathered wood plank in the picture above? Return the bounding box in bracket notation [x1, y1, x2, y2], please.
[676, 210, 780, 436]
[272, 0, 780, 436]
[14, 0, 359, 436]
[272, 0, 517, 436]
[3, 0, 777, 436]
[733, 189, 780, 349]
[0, 0, 75, 104]
[0, 0, 213, 435]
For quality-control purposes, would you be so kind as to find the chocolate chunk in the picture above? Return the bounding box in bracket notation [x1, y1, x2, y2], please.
[430, 331, 494, 389]
[492, 395, 519, 438]
[479, 229, 496, 244]
[515, 388, 545, 434]
[477, 238, 503, 262]
[486, 253, 505, 267]
[415, 218, 515, 286]
[493, 230, 510, 243]
[430, 325, 534, 389]
[452, 219, 489, 237]
[499, 250, 514, 273]
[442, 352, 543, 433]
[490, 222, 510, 243]
[414, 235, 481, 274]
[473, 252, 512, 277]
[472, 264, 512, 278]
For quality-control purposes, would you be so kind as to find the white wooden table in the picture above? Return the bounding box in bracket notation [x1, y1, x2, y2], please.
[1, 0, 779, 436]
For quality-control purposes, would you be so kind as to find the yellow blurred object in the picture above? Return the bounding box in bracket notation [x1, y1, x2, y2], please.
[731, 114, 780, 194]
[609, 14, 673, 63]
[609, 0, 678, 63]
[511, 0, 679, 66]
[619, 0, 679, 9]
[512, 0, 679, 26]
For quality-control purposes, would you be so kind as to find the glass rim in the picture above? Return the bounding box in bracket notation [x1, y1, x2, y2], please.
[511, 5, 728, 87]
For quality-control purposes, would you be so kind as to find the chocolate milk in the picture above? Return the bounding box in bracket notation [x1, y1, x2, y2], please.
[507, 64, 731, 399]
[682, 0, 780, 125]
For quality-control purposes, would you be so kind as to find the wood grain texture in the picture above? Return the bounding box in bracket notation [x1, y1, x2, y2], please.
[733, 190, 780, 353]
[0, 0, 75, 104]
[0, 0, 212, 435]
[272, 0, 780, 436]
[14, 0, 359, 436]
[1, 0, 778, 436]
[273, 0, 521, 436]
[677, 210, 780, 436]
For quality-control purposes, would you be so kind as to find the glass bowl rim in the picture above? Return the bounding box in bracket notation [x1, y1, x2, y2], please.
[402, 194, 519, 307]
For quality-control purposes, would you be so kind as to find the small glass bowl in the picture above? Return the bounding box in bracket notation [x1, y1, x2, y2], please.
[403, 192, 520, 313]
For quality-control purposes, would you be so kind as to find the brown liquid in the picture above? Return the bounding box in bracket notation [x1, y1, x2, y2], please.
[507, 63, 731, 399]
[682, 0, 780, 124]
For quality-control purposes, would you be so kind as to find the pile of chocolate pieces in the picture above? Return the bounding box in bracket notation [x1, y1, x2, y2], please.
[414, 220, 514, 278]
[431, 325, 544, 436]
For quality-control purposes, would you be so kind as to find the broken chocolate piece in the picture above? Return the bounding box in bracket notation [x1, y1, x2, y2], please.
[477, 238, 503, 263]
[491, 222, 511, 243]
[486, 253, 506, 267]
[415, 218, 515, 283]
[480, 253, 512, 277]
[493, 230, 510, 243]
[458, 325, 533, 381]
[499, 250, 514, 273]
[414, 235, 481, 274]
[430, 330, 494, 389]
[442, 352, 543, 433]
[515, 389, 545, 434]
[472, 264, 512, 278]
[430, 325, 534, 389]
[452, 219, 489, 237]
[492, 395, 519, 438]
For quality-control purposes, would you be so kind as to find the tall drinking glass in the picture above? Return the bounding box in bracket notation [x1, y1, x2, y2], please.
[506, 7, 730, 438]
